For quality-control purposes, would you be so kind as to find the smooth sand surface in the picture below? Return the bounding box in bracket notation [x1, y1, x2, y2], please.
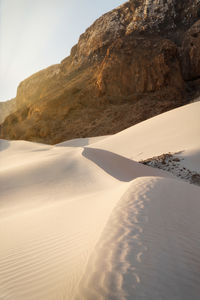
[175, 147, 200, 173]
[0, 102, 200, 299]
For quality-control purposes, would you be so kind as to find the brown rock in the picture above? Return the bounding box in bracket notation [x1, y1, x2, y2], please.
[0, 99, 16, 124]
[96, 37, 184, 96]
[16, 64, 61, 108]
[180, 20, 200, 81]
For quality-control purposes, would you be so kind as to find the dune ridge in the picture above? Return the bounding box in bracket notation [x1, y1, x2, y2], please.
[75, 177, 200, 300]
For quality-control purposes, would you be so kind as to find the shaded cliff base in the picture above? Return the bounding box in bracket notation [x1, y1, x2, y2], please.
[1, 90, 189, 145]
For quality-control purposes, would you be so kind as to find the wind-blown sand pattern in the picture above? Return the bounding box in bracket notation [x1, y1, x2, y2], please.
[0, 102, 200, 299]
[76, 177, 200, 300]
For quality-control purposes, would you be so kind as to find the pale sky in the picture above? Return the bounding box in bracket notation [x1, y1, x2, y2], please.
[0, 0, 124, 101]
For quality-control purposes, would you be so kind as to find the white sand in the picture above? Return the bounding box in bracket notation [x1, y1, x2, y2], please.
[76, 177, 200, 300]
[0, 102, 200, 299]
[175, 147, 200, 173]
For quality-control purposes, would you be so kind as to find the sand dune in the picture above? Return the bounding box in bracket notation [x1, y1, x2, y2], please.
[76, 177, 200, 300]
[0, 102, 200, 299]
[90, 102, 200, 161]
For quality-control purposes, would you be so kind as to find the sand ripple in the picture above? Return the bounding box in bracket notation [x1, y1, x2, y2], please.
[75, 177, 200, 300]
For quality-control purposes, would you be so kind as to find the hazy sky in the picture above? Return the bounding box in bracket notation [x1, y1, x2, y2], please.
[0, 0, 124, 102]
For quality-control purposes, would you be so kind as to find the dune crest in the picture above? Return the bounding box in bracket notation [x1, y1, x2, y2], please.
[75, 177, 200, 299]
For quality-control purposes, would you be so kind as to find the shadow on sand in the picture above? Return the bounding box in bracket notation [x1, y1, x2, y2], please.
[0, 140, 10, 152]
[82, 147, 163, 182]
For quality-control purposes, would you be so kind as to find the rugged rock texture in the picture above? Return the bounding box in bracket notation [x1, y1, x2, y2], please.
[1, 0, 200, 144]
[128, 0, 200, 34]
[0, 99, 16, 124]
[181, 20, 200, 81]
[96, 37, 184, 96]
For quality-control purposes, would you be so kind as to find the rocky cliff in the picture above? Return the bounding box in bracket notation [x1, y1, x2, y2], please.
[0, 99, 16, 124]
[1, 0, 200, 144]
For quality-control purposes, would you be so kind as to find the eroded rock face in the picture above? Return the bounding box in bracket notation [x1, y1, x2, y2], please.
[0, 0, 200, 144]
[181, 20, 200, 81]
[128, 0, 176, 32]
[0, 99, 16, 124]
[11, 0, 200, 107]
[61, 0, 200, 69]
[96, 37, 184, 96]
[128, 0, 200, 33]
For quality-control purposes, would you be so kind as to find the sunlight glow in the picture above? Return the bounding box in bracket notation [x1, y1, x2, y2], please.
[0, 0, 124, 101]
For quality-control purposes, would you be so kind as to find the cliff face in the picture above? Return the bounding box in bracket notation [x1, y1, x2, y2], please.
[15, 65, 61, 108]
[128, 0, 200, 33]
[181, 20, 200, 81]
[0, 99, 16, 124]
[1, 0, 200, 144]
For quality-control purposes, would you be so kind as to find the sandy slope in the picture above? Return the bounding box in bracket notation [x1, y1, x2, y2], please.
[90, 102, 200, 162]
[0, 102, 200, 300]
[76, 177, 200, 300]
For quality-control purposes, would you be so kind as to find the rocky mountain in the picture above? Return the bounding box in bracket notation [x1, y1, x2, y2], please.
[1, 0, 200, 144]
